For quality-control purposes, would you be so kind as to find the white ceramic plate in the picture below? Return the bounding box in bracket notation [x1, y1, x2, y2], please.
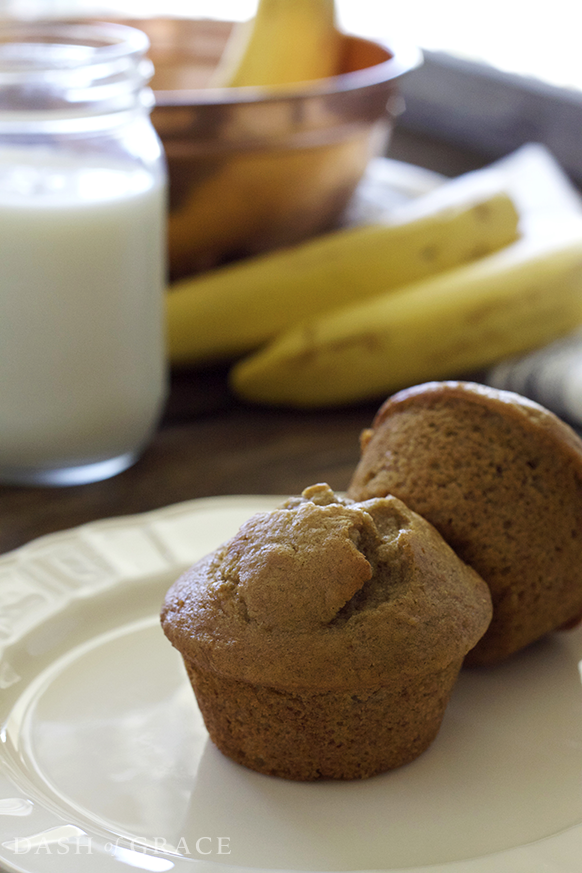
[2, 495, 582, 873]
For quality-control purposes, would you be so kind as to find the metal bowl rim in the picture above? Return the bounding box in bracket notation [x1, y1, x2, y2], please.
[152, 30, 422, 108]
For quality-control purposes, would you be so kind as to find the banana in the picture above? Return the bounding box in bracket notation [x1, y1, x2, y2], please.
[230, 222, 582, 407]
[167, 191, 520, 366]
[211, 0, 341, 89]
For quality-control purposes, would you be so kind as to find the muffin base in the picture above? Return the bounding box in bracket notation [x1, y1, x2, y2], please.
[184, 658, 462, 780]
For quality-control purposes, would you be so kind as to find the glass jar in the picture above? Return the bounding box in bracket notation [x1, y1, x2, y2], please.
[0, 20, 168, 486]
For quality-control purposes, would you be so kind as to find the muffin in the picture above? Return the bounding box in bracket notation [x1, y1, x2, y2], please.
[161, 483, 491, 780]
[347, 380, 582, 666]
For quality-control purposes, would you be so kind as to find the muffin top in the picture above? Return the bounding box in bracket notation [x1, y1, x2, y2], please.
[161, 484, 492, 689]
[352, 380, 582, 482]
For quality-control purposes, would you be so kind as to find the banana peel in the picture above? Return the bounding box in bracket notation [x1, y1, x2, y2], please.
[167, 191, 520, 366]
[211, 0, 342, 88]
[230, 222, 582, 407]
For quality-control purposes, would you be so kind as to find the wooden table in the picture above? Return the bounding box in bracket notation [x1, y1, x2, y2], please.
[0, 131, 490, 557]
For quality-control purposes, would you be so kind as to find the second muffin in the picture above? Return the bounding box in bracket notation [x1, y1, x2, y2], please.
[348, 380, 582, 665]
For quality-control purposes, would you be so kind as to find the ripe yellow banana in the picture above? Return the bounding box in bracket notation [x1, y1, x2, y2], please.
[211, 0, 341, 88]
[230, 223, 582, 407]
[167, 191, 520, 366]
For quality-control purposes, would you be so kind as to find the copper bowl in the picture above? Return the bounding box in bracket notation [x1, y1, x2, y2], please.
[126, 18, 421, 279]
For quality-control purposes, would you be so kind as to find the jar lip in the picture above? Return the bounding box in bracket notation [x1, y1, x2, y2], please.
[0, 21, 153, 119]
[0, 20, 150, 72]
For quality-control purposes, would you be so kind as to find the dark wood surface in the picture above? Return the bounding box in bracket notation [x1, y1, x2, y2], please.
[0, 130, 490, 557]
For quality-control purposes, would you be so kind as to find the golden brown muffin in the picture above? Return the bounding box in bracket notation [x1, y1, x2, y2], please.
[161, 483, 491, 780]
[347, 380, 582, 666]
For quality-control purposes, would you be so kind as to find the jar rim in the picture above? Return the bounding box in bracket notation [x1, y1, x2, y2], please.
[0, 21, 154, 122]
[0, 20, 150, 73]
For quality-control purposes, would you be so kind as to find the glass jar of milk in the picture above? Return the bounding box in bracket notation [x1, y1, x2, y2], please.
[0, 21, 167, 486]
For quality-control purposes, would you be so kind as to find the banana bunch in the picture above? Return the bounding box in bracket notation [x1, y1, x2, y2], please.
[167, 191, 520, 366]
[211, 0, 341, 88]
[231, 223, 582, 407]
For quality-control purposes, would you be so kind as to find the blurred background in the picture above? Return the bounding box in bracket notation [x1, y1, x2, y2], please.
[0, 0, 577, 89]
[1, 0, 579, 182]
[1, 0, 580, 545]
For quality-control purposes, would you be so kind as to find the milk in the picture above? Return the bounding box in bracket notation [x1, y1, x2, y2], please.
[0, 149, 167, 484]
